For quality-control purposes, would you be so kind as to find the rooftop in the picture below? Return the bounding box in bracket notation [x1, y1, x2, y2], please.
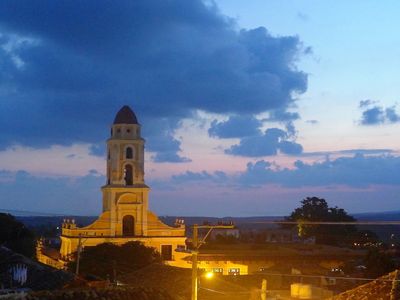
[332, 269, 399, 300]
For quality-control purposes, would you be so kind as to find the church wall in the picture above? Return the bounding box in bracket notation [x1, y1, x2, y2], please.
[51, 106, 187, 269]
[60, 235, 186, 262]
[101, 187, 150, 234]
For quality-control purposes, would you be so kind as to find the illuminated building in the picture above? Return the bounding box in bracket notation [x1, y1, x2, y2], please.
[37, 106, 186, 267]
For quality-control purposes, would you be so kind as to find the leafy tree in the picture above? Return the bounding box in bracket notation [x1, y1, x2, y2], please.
[68, 241, 161, 279]
[364, 248, 395, 278]
[286, 197, 357, 245]
[0, 213, 35, 257]
[212, 234, 238, 244]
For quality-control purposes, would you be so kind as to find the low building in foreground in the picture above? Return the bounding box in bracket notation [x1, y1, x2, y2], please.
[37, 106, 187, 268]
[172, 244, 366, 276]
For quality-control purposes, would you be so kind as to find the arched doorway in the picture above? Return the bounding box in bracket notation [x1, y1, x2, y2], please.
[124, 164, 133, 185]
[122, 215, 135, 236]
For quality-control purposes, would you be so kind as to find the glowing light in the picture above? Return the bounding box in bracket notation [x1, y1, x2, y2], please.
[205, 272, 214, 279]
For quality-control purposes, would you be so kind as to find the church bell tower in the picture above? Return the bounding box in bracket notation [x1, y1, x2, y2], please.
[101, 105, 149, 236]
[53, 105, 186, 266]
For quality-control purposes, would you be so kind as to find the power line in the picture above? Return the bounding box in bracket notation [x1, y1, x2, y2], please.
[2, 208, 400, 225]
[251, 272, 400, 283]
[251, 221, 400, 225]
[0, 209, 186, 227]
[198, 287, 227, 295]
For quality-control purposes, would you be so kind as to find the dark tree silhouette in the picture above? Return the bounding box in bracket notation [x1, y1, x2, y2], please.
[364, 248, 395, 278]
[0, 213, 35, 257]
[68, 241, 161, 279]
[286, 197, 357, 245]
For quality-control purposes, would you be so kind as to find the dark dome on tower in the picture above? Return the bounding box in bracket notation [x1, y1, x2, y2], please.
[113, 105, 138, 124]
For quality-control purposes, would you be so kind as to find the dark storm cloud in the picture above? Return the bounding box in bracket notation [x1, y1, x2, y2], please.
[266, 109, 300, 122]
[360, 106, 385, 125]
[225, 128, 303, 157]
[172, 170, 228, 183]
[385, 106, 400, 123]
[358, 100, 400, 125]
[208, 115, 262, 138]
[301, 148, 393, 157]
[239, 154, 400, 187]
[284, 121, 297, 138]
[219, 109, 302, 153]
[0, 0, 307, 162]
[170, 153, 400, 188]
[0, 170, 105, 215]
[208, 114, 302, 157]
[359, 99, 376, 108]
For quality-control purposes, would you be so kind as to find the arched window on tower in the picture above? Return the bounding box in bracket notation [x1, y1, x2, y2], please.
[124, 164, 133, 185]
[122, 215, 135, 236]
[126, 147, 133, 159]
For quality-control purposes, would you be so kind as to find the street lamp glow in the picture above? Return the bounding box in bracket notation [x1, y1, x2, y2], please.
[205, 272, 214, 279]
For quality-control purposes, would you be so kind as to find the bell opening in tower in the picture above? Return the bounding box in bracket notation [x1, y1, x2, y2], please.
[126, 147, 133, 159]
[124, 164, 133, 185]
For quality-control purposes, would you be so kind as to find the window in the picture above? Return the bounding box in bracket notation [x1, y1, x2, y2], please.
[126, 147, 133, 159]
[228, 268, 240, 276]
[212, 268, 223, 275]
[124, 164, 133, 185]
[122, 215, 135, 236]
[161, 245, 172, 261]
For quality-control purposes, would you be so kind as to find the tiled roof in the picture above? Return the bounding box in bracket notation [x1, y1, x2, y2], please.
[331, 269, 400, 300]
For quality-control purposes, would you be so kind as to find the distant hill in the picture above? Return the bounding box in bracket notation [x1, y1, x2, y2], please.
[161, 214, 400, 242]
[353, 210, 400, 221]
[350, 211, 400, 243]
[16, 210, 400, 229]
[15, 211, 400, 242]
[16, 216, 97, 237]
[17, 216, 97, 228]
[160, 215, 283, 230]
